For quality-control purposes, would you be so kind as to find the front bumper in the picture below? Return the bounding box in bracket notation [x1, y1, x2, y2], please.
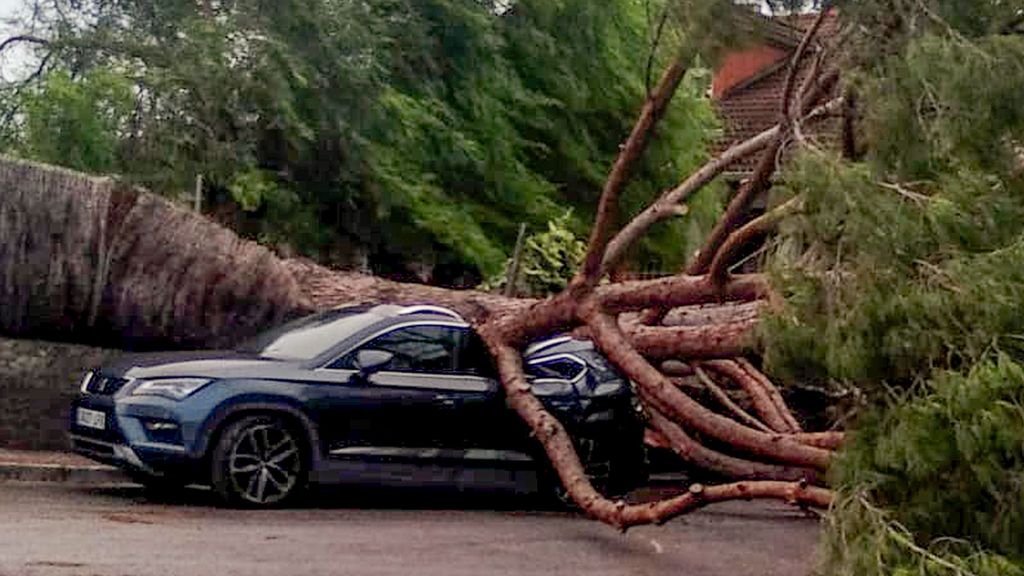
[69, 434, 162, 475]
[69, 395, 200, 480]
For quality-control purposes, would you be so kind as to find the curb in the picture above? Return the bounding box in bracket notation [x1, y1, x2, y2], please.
[0, 461, 127, 484]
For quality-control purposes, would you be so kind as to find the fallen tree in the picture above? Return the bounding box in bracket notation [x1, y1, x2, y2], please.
[0, 7, 847, 530]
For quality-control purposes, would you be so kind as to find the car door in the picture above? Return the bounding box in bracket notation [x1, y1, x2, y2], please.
[448, 328, 530, 453]
[319, 322, 495, 460]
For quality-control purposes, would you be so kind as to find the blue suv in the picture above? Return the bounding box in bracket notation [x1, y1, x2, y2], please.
[69, 304, 645, 506]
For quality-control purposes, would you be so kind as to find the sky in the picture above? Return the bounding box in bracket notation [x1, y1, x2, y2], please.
[0, 0, 37, 81]
[0, 0, 17, 17]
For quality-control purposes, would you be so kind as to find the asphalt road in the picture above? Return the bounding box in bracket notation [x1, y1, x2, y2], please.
[0, 482, 821, 576]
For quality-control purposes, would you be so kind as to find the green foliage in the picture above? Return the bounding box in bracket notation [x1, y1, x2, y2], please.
[480, 210, 587, 297]
[863, 35, 1024, 178]
[229, 170, 281, 213]
[757, 4, 1024, 575]
[762, 24, 1024, 395]
[17, 68, 132, 173]
[821, 357, 1024, 575]
[763, 156, 1024, 391]
[0, 0, 721, 277]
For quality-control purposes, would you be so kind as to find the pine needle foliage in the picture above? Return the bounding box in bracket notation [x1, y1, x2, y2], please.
[758, 2, 1024, 573]
[821, 357, 1024, 575]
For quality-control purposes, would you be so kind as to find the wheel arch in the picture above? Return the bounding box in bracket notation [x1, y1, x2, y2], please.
[196, 400, 322, 471]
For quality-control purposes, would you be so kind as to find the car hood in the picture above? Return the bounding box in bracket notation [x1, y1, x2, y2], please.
[101, 351, 300, 380]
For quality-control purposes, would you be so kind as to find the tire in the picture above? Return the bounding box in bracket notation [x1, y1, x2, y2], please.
[544, 435, 646, 508]
[210, 415, 308, 507]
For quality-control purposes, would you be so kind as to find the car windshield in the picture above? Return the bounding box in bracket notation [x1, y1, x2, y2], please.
[236, 307, 381, 361]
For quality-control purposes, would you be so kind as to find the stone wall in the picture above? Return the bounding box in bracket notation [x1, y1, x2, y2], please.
[0, 337, 121, 450]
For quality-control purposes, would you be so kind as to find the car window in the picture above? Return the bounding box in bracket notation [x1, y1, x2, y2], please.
[330, 325, 462, 373]
[235, 307, 380, 361]
[526, 357, 586, 381]
[457, 331, 497, 377]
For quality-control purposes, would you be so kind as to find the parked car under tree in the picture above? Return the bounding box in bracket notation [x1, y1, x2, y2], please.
[69, 304, 645, 507]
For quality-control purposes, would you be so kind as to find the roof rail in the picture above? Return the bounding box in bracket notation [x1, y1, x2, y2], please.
[397, 305, 464, 321]
[524, 335, 573, 356]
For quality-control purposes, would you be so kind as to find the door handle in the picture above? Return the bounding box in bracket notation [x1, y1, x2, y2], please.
[434, 395, 456, 407]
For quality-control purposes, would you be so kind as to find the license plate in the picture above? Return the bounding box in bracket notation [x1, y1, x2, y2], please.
[75, 408, 106, 430]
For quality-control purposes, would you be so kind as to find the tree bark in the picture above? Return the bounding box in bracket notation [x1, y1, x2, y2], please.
[575, 55, 689, 290]
[701, 359, 795, 433]
[582, 308, 833, 471]
[646, 409, 816, 482]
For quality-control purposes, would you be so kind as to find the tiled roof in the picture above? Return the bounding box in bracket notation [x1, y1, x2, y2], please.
[712, 9, 842, 178]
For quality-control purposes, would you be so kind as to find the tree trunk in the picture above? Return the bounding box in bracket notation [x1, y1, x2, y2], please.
[0, 8, 846, 532]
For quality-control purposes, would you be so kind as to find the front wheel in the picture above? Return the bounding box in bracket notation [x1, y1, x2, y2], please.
[210, 415, 307, 507]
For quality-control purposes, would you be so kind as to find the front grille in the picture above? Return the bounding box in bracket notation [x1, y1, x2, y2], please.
[71, 436, 116, 458]
[85, 374, 129, 395]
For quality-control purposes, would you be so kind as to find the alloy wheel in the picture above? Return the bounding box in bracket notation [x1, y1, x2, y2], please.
[226, 423, 302, 505]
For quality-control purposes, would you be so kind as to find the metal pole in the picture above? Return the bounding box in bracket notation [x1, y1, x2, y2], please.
[504, 223, 528, 298]
[194, 174, 203, 212]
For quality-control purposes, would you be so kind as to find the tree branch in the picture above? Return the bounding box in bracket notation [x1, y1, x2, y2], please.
[479, 319, 830, 532]
[707, 195, 804, 286]
[781, 6, 831, 122]
[602, 95, 843, 276]
[581, 306, 833, 470]
[701, 359, 793, 434]
[646, 408, 817, 482]
[627, 320, 757, 360]
[734, 358, 804, 434]
[693, 365, 774, 433]
[596, 273, 768, 313]
[573, 54, 688, 291]
[0, 34, 48, 55]
[614, 479, 832, 529]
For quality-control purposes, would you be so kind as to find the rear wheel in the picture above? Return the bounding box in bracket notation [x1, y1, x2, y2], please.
[545, 435, 646, 508]
[210, 415, 307, 507]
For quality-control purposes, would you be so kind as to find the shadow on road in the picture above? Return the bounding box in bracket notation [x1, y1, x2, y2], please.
[82, 482, 580, 514]
[76, 480, 818, 524]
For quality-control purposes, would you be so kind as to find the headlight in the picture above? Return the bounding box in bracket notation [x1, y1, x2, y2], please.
[130, 378, 212, 400]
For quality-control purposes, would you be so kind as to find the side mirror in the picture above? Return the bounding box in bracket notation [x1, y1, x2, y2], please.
[354, 349, 394, 376]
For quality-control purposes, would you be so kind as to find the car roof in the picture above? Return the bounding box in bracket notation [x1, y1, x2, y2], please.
[311, 304, 593, 365]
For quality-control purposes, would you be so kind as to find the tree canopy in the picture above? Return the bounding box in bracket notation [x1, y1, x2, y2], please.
[0, 0, 722, 282]
[759, 1, 1024, 573]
